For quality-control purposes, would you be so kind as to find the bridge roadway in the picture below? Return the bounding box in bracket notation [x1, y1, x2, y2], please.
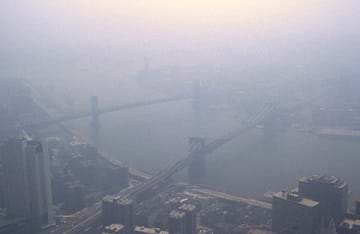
[16, 95, 189, 129]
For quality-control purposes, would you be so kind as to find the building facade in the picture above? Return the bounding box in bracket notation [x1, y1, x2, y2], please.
[0, 138, 53, 231]
[102, 196, 134, 234]
[178, 204, 196, 234]
[299, 175, 348, 223]
[168, 210, 186, 234]
[272, 191, 320, 234]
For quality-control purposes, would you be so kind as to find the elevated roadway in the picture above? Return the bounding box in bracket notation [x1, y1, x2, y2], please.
[10, 96, 189, 130]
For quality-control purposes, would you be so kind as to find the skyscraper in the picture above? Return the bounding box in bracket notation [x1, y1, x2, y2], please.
[272, 191, 320, 234]
[168, 210, 186, 234]
[299, 175, 348, 223]
[178, 204, 197, 234]
[319, 216, 337, 234]
[0, 138, 53, 231]
[356, 200, 360, 216]
[102, 196, 134, 234]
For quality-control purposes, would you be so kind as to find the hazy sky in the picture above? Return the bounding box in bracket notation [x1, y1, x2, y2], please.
[1, 1, 359, 84]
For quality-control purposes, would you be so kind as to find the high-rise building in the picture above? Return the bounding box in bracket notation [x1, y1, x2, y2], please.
[102, 196, 117, 226]
[299, 175, 348, 223]
[319, 216, 337, 234]
[0, 138, 53, 232]
[355, 200, 360, 216]
[178, 204, 196, 234]
[118, 198, 134, 234]
[168, 203, 197, 234]
[102, 196, 134, 234]
[272, 191, 320, 234]
[168, 210, 186, 234]
[63, 180, 85, 212]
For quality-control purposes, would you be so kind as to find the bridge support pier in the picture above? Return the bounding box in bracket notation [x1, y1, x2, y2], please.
[263, 103, 278, 151]
[191, 79, 203, 136]
[90, 96, 100, 148]
[188, 137, 206, 184]
[263, 103, 277, 137]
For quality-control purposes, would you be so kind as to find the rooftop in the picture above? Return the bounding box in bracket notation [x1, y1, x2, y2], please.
[178, 203, 196, 212]
[273, 191, 319, 208]
[300, 175, 347, 189]
[169, 210, 186, 219]
[117, 198, 133, 206]
[134, 226, 169, 234]
[104, 224, 125, 232]
[103, 195, 116, 203]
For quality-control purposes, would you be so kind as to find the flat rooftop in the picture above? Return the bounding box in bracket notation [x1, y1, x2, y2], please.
[117, 198, 133, 206]
[273, 191, 319, 208]
[104, 224, 125, 232]
[169, 210, 186, 219]
[134, 226, 169, 234]
[178, 203, 196, 212]
[300, 175, 347, 189]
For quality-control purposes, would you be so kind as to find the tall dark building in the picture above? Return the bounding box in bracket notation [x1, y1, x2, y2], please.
[299, 175, 348, 223]
[178, 204, 196, 234]
[102, 196, 134, 234]
[272, 191, 320, 234]
[356, 200, 360, 216]
[168, 210, 186, 234]
[0, 138, 53, 232]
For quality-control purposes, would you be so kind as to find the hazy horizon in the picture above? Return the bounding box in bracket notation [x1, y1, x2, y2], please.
[1, 1, 359, 88]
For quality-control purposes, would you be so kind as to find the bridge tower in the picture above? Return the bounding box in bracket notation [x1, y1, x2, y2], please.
[263, 103, 277, 134]
[189, 80, 207, 184]
[90, 96, 100, 148]
[191, 79, 207, 140]
[263, 103, 278, 149]
[188, 137, 206, 184]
